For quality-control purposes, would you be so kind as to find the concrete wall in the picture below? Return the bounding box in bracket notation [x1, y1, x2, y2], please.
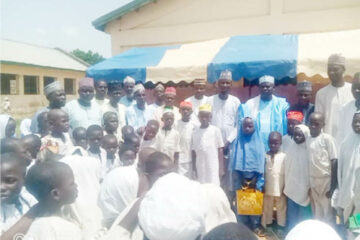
[0, 64, 85, 119]
[105, 0, 360, 55]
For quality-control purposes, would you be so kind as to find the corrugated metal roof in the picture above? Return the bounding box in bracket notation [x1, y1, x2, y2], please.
[92, 0, 153, 31]
[0, 39, 89, 71]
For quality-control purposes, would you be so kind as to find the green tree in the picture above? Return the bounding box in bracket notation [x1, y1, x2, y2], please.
[71, 49, 105, 65]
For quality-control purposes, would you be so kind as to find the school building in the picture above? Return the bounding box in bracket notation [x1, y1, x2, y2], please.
[0, 39, 88, 118]
[92, 0, 360, 56]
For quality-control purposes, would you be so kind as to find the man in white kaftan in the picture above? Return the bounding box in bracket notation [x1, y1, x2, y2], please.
[315, 54, 354, 138]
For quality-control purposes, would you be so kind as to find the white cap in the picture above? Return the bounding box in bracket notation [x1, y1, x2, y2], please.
[123, 76, 135, 84]
[259, 75, 275, 85]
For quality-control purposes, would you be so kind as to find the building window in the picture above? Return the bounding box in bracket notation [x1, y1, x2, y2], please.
[24, 75, 39, 95]
[64, 78, 75, 95]
[1, 73, 18, 95]
[44, 76, 56, 88]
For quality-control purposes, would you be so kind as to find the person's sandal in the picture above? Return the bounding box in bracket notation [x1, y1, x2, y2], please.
[253, 226, 266, 237]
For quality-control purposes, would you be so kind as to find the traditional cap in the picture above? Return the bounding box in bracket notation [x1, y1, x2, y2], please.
[179, 101, 192, 109]
[259, 75, 275, 85]
[162, 108, 174, 116]
[44, 81, 63, 96]
[154, 84, 165, 91]
[199, 103, 212, 113]
[133, 84, 145, 94]
[218, 70, 232, 81]
[328, 54, 345, 66]
[78, 77, 94, 88]
[164, 87, 176, 95]
[123, 76, 135, 84]
[287, 111, 304, 122]
[193, 78, 206, 85]
[297, 81, 312, 92]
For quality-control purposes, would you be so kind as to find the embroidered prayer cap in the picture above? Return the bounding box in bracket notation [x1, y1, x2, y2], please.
[328, 54, 345, 66]
[259, 75, 275, 85]
[297, 81, 312, 92]
[44, 81, 63, 96]
[164, 87, 176, 96]
[180, 101, 192, 109]
[162, 108, 175, 116]
[199, 104, 212, 113]
[194, 78, 206, 85]
[133, 84, 145, 94]
[123, 76, 136, 84]
[154, 84, 165, 91]
[78, 77, 94, 88]
[287, 111, 304, 122]
[218, 70, 232, 81]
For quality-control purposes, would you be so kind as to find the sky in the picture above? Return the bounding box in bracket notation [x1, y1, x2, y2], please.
[1, 0, 132, 58]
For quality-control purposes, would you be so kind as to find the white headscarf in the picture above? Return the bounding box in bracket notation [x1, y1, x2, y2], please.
[138, 173, 207, 240]
[0, 114, 11, 138]
[285, 220, 341, 240]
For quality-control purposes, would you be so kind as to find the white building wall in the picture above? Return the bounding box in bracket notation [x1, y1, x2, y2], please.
[104, 0, 360, 55]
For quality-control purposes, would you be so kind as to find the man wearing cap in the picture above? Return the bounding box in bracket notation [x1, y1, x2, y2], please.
[290, 81, 314, 125]
[119, 76, 135, 107]
[101, 81, 126, 133]
[92, 80, 109, 107]
[175, 101, 198, 178]
[153, 86, 181, 124]
[337, 72, 360, 143]
[147, 84, 165, 120]
[186, 78, 210, 117]
[30, 81, 66, 133]
[126, 84, 153, 134]
[239, 75, 289, 151]
[208, 70, 240, 145]
[315, 54, 354, 138]
[64, 77, 102, 129]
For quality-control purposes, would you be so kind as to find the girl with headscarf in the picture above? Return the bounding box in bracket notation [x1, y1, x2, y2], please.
[0, 114, 16, 139]
[283, 124, 312, 230]
[230, 110, 266, 237]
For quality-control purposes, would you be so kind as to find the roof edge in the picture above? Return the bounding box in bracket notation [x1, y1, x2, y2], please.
[92, 0, 154, 32]
[0, 61, 86, 72]
[55, 48, 90, 67]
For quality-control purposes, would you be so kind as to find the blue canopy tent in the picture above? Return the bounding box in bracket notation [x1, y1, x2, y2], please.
[87, 30, 360, 85]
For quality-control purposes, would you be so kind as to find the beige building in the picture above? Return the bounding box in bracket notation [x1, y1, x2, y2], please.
[93, 0, 360, 56]
[0, 39, 88, 118]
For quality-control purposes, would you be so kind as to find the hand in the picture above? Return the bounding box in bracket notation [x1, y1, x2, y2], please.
[136, 127, 145, 136]
[325, 188, 335, 199]
[325, 190, 332, 199]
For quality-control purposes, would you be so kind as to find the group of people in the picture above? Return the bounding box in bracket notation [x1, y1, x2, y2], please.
[0, 53, 359, 240]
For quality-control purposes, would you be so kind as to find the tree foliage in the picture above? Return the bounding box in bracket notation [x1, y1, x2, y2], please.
[71, 49, 105, 65]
